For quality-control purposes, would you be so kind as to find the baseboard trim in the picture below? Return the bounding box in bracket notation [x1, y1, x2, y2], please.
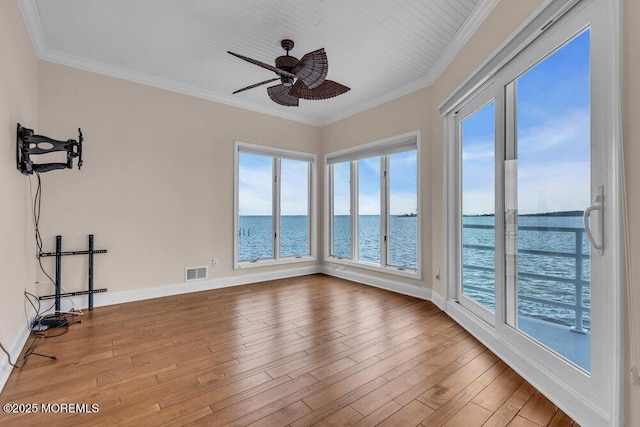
[319, 265, 433, 302]
[57, 265, 438, 317]
[90, 266, 322, 308]
[430, 290, 446, 311]
[0, 317, 34, 394]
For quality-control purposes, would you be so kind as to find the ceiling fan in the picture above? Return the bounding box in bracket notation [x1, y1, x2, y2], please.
[228, 39, 350, 107]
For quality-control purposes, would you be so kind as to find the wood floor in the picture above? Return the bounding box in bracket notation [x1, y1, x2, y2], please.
[0, 274, 578, 426]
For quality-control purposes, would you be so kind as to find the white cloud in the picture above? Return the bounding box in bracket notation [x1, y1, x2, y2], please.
[389, 192, 417, 215]
[462, 138, 494, 161]
[281, 161, 309, 215]
[239, 160, 312, 216]
[358, 191, 380, 215]
[517, 160, 590, 214]
[463, 183, 495, 215]
[238, 164, 272, 215]
[463, 108, 591, 215]
[518, 108, 589, 153]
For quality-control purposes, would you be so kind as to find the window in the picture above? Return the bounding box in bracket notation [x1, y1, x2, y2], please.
[326, 132, 420, 276]
[234, 142, 315, 268]
[358, 157, 381, 264]
[457, 95, 497, 322]
[330, 161, 351, 259]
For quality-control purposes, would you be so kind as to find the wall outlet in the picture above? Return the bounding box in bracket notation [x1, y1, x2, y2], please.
[212, 258, 218, 268]
[435, 268, 441, 280]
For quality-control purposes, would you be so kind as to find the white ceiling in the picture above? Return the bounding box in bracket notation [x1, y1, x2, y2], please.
[18, 0, 497, 126]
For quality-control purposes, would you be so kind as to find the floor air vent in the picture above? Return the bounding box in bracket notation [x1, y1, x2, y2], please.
[185, 266, 207, 282]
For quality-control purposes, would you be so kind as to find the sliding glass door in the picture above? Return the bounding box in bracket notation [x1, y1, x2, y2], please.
[505, 29, 593, 371]
[449, 0, 620, 423]
[457, 94, 497, 324]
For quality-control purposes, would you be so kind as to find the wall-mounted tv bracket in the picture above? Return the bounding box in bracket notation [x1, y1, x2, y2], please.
[16, 123, 83, 175]
[38, 235, 108, 314]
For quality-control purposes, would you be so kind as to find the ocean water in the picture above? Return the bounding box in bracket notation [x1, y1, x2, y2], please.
[239, 214, 588, 328]
[331, 215, 417, 270]
[239, 216, 309, 261]
[240, 215, 418, 270]
[463, 215, 591, 328]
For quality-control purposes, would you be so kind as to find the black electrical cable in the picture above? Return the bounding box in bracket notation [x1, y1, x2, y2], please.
[6, 173, 82, 371]
[0, 341, 19, 368]
[30, 173, 79, 315]
[32, 173, 55, 285]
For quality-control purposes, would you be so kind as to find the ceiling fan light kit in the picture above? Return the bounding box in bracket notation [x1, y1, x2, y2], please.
[228, 39, 350, 107]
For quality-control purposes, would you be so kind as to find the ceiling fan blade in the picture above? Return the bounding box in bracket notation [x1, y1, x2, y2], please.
[228, 51, 297, 79]
[291, 48, 328, 89]
[267, 84, 299, 107]
[232, 78, 280, 94]
[289, 79, 350, 100]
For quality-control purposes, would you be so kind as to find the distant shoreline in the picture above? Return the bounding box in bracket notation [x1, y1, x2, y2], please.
[464, 210, 583, 217]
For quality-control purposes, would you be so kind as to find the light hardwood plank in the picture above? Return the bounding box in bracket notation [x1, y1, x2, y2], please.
[0, 275, 576, 426]
[517, 391, 558, 426]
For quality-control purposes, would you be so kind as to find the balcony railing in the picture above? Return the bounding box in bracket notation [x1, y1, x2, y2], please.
[462, 224, 591, 334]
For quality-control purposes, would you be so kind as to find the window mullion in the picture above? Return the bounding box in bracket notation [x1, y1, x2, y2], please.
[273, 157, 280, 260]
[381, 156, 388, 267]
[307, 161, 313, 258]
[351, 160, 359, 261]
[503, 81, 517, 327]
[328, 164, 335, 257]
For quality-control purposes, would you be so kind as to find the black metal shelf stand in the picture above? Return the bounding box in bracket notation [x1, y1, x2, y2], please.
[38, 234, 108, 314]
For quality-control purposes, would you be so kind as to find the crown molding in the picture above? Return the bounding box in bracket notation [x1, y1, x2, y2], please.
[425, 0, 500, 85]
[17, 0, 498, 128]
[318, 0, 500, 126]
[40, 48, 324, 126]
[17, 0, 47, 53]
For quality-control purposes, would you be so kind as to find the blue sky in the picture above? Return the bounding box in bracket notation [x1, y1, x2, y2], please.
[239, 153, 272, 215]
[239, 30, 590, 218]
[332, 150, 417, 216]
[463, 29, 590, 215]
[238, 154, 309, 216]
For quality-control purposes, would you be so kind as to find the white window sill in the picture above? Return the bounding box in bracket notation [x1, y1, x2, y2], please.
[235, 255, 316, 270]
[326, 256, 420, 280]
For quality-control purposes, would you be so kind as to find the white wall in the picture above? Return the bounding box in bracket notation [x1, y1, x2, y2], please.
[622, 0, 640, 422]
[0, 0, 39, 386]
[35, 61, 322, 297]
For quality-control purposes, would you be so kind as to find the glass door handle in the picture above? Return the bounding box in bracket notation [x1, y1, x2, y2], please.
[583, 185, 604, 255]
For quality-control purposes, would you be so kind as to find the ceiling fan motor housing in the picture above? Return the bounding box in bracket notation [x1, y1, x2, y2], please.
[275, 55, 298, 87]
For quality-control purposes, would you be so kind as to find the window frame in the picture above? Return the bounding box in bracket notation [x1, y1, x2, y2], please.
[452, 89, 499, 326]
[325, 131, 421, 279]
[233, 141, 316, 269]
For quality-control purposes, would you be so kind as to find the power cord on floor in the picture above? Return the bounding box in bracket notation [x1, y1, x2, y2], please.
[1, 292, 84, 369]
[0, 341, 20, 368]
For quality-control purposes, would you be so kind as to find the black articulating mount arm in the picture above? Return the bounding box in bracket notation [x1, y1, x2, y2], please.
[16, 123, 83, 175]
